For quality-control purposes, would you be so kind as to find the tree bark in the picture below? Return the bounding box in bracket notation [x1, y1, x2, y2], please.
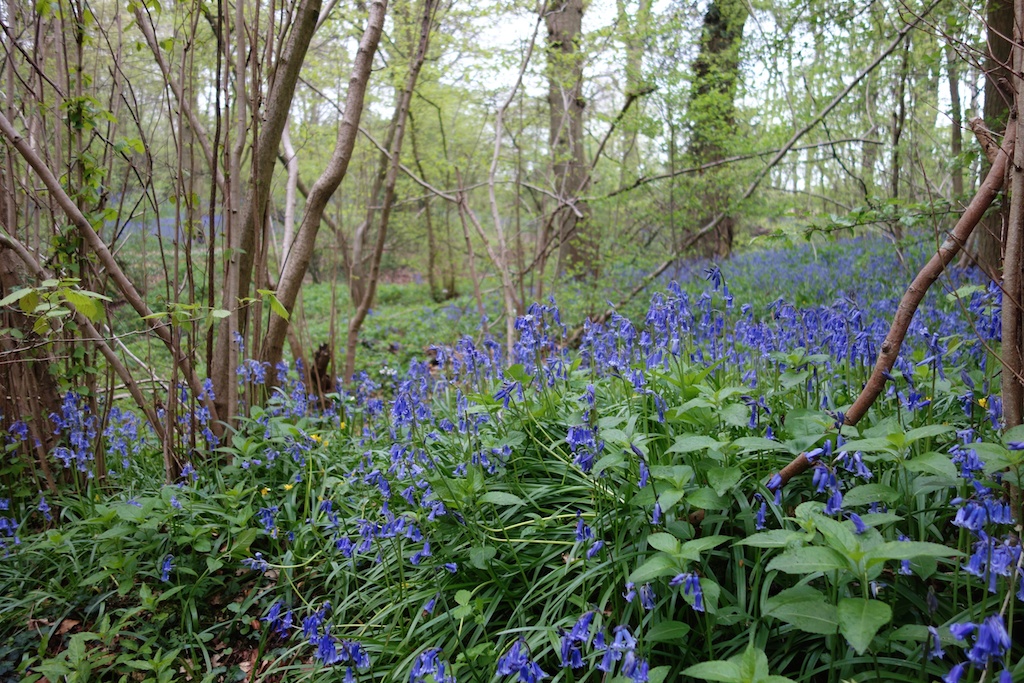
[342, 0, 435, 381]
[210, 0, 322, 425]
[687, 0, 748, 258]
[261, 0, 388, 374]
[960, 0, 1013, 276]
[547, 0, 594, 278]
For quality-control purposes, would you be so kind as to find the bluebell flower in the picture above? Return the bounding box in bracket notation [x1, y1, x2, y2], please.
[410, 647, 455, 683]
[37, 494, 51, 522]
[967, 615, 1011, 667]
[639, 583, 656, 610]
[943, 663, 965, 683]
[160, 555, 174, 582]
[927, 626, 944, 660]
[243, 552, 270, 573]
[586, 540, 604, 559]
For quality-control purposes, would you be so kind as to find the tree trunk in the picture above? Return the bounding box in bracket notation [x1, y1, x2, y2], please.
[343, 0, 436, 381]
[210, 0, 322, 426]
[960, 0, 1013, 277]
[546, 0, 595, 278]
[261, 0, 388, 374]
[687, 0, 748, 259]
[947, 43, 964, 199]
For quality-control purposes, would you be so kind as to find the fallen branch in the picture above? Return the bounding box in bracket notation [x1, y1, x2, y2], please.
[770, 117, 1016, 492]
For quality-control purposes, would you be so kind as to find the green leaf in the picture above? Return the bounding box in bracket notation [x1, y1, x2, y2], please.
[258, 289, 289, 321]
[647, 665, 671, 683]
[647, 532, 682, 555]
[227, 528, 259, 558]
[766, 546, 850, 574]
[687, 486, 729, 510]
[645, 620, 691, 643]
[735, 530, 803, 548]
[763, 587, 839, 635]
[0, 287, 35, 308]
[63, 290, 101, 321]
[731, 436, 790, 453]
[469, 546, 496, 569]
[628, 553, 679, 583]
[903, 424, 954, 444]
[837, 598, 891, 654]
[681, 661, 742, 683]
[679, 535, 730, 561]
[904, 452, 957, 480]
[863, 541, 962, 564]
[668, 434, 724, 454]
[479, 491, 525, 506]
[707, 466, 742, 495]
[841, 483, 899, 507]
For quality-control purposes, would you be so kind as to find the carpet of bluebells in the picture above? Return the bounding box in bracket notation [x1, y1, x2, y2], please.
[1, 234, 1023, 683]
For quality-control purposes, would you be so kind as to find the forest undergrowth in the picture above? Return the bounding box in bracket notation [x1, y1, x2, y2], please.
[0, 233, 1022, 683]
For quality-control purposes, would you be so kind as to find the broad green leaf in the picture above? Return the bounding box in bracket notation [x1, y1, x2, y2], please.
[668, 434, 724, 454]
[479, 491, 525, 506]
[679, 535, 731, 561]
[647, 532, 682, 555]
[838, 437, 893, 453]
[0, 287, 34, 307]
[681, 661, 742, 682]
[648, 665, 671, 683]
[645, 620, 691, 643]
[842, 483, 899, 507]
[731, 436, 789, 453]
[258, 289, 289, 321]
[63, 290, 101, 321]
[593, 452, 626, 477]
[903, 424, 954, 444]
[650, 465, 694, 488]
[657, 488, 686, 513]
[469, 546, 496, 569]
[863, 541, 961, 564]
[735, 530, 803, 548]
[707, 466, 742, 495]
[628, 553, 679, 583]
[766, 546, 850, 574]
[904, 452, 957, 480]
[837, 598, 891, 654]
[763, 587, 839, 635]
[687, 486, 729, 510]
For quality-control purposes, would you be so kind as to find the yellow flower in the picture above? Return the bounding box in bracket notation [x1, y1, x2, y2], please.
[260, 487, 270, 497]
[310, 434, 321, 443]
[339, 422, 346, 430]
[978, 397, 989, 410]
[283, 483, 294, 491]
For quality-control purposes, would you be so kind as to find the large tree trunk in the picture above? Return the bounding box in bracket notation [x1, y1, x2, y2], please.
[687, 0, 748, 259]
[547, 0, 595, 278]
[960, 0, 1013, 277]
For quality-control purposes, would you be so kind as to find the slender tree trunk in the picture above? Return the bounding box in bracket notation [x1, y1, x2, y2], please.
[343, 0, 435, 381]
[947, 43, 964, 199]
[261, 0, 388, 373]
[889, 39, 909, 239]
[210, 0, 322, 425]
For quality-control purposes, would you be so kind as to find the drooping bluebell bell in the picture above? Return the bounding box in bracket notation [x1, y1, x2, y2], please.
[243, 552, 270, 573]
[160, 555, 174, 582]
